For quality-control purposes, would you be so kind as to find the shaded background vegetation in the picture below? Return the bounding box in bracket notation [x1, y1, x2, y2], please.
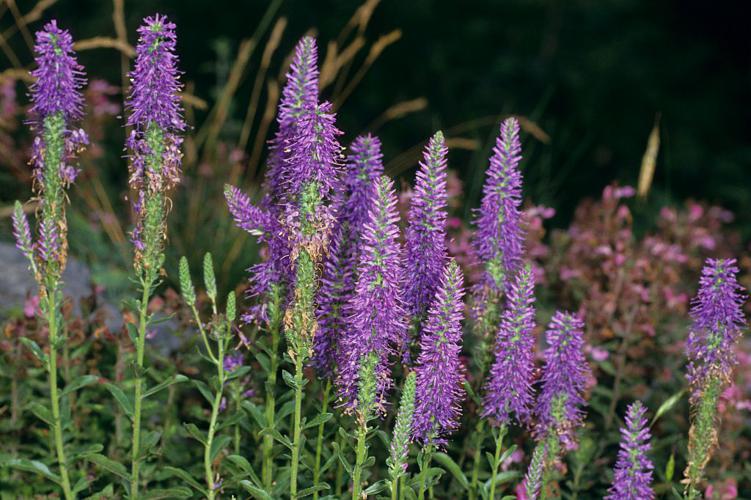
[1, 0, 749, 290]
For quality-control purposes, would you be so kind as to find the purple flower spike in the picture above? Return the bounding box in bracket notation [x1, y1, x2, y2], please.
[313, 135, 384, 378]
[30, 20, 85, 123]
[313, 222, 353, 377]
[482, 264, 536, 425]
[283, 101, 342, 206]
[473, 117, 525, 292]
[337, 175, 406, 415]
[404, 131, 449, 319]
[344, 135, 385, 241]
[606, 401, 654, 500]
[279, 36, 319, 125]
[264, 36, 320, 209]
[534, 311, 591, 447]
[686, 258, 747, 400]
[412, 258, 466, 445]
[224, 184, 290, 325]
[126, 14, 185, 131]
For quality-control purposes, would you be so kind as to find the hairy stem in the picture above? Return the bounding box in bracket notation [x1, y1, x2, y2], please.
[205, 343, 226, 500]
[468, 419, 485, 500]
[352, 420, 368, 500]
[488, 426, 507, 500]
[313, 380, 331, 500]
[47, 292, 74, 500]
[417, 445, 434, 500]
[130, 282, 151, 498]
[290, 356, 305, 499]
[262, 291, 282, 490]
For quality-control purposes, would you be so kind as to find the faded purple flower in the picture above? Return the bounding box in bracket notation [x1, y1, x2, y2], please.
[337, 175, 406, 414]
[412, 258, 466, 445]
[534, 311, 591, 447]
[30, 20, 85, 123]
[343, 135, 384, 243]
[686, 258, 747, 400]
[606, 401, 654, 500]
[404, 131, 449, 319]
[473, 117, 525, 292]
[12, 202, 33, 258]
[482, 264, 536, 425]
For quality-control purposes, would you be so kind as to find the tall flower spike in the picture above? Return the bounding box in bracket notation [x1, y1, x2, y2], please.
[337, 175, 406, 414]
[126, 14, 185, 275]
[412, 259, 466, 445]
[534, 311, 591, 448]
[313, 135, 384, 378]
[30, 20, 85, 123]
[685, 258, 746, 400]
[313, 221, 353, 377]
[263, 36, 320, 211]
[482, 264, 536, 425]
[404, 131, 449, 319]
[283, 101, 343, 245]
[389, 371, 417, 480]
[606, 401, 654, 500]
[473, 117, 525, 292]
[28, 20, 87, 276]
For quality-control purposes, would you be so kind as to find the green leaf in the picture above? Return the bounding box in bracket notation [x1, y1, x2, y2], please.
[665, 452, 675, 482]
[482, 471, 521, 490]
[144, 487, 193, 499]
[87, 453, 129, 480]
[20, 337, 47, 365]
[103, 383, 134, 419]
[210, 435, 233, 461]
[60, 374, 99, 398]
[183, 422, 207, 445]
[304, 412, 333, 429]
[298, 484, 331, 497]
[240, 479, 273, 500]
[72, 475, 90, 495]
[1, 458, 60, 484]
[433, 452, 469, 490]
[71, 443, 105, 460]
[282, 369, 297, 389]
[143, 374, 189, 399]
[652, 391, 685, 426]
[139, 430, 162, 458]
[226, 365, 252, 382]
[242, 400, 267, 429]
[192, 379, 215, 405]
[84, 482, 114, 499]
[164, 466, 209, 495]
[126, 322, 139, 346]
[363, 479, 388, 495]
[26, 401, 52, 425]
[226, 454, 254, 475]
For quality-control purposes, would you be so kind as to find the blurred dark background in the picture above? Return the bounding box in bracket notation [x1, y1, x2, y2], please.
[1, 0, 750, 289]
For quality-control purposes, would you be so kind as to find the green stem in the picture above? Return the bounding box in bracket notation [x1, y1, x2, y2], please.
[391, 476, 398, 500]
[130, 282, 150, 498]
[205, 344, 225, 500]
[352, 420, 368, 500]
[233, 384, 241, 455]
[685, 377, 721, 499]
[488, 426, 506, 500]
[468, 419, 485, 500]
[290, 356, 304, 499]
[335, 432, 345, 497]
[262, 299, 281, 490]
[313, 380, 331, 500]
[47, 292, 74, 500]
[399, 476, 406, 500]
[417, 445, 434, 500]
